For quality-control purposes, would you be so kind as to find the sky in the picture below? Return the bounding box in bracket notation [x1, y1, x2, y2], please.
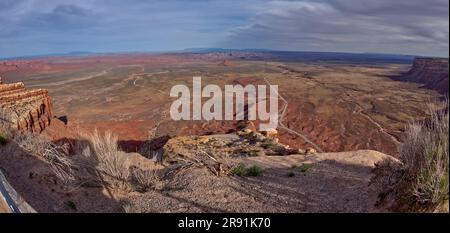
[0, 0, 448, 58]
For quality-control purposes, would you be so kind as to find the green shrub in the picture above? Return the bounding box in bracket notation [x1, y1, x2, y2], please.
[0, 134, 7, 146]
[373, 100, 449, 212]
[261, 140, 277, 149]
[399, 103, 449, 211]
[287, 171, 295, 177]
[246, 165, 263, 177]
[232, 163, 246, 176]
[66, 200, 77, 211]
[298, 163, 313, 173]
[232, 163, 264, 177]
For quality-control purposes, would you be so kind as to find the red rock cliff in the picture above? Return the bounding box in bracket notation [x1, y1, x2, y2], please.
[0, 81, 53, 132]
[400, 57, 449, 94]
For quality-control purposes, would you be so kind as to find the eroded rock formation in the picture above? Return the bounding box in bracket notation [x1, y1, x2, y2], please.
[0, 81, 53, 132]
[399, 57, 449, 94]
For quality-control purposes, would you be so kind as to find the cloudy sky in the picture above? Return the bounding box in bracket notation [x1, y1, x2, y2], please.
[0, 0, 448, 58]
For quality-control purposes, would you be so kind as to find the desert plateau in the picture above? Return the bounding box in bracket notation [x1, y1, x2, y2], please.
[1, 51, 448, 213]
[0, 0, 448, 218]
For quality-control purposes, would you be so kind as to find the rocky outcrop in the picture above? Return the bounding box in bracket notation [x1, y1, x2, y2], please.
[398, 57, 449, 94]
[145, 131, 400, 212]
[162, 129, 305, 166]
[0, 81, 53, 132]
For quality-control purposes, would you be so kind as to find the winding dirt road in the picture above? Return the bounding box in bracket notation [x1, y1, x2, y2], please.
[264, 77, 324, 153]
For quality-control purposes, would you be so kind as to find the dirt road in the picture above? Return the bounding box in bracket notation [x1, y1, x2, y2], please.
[264, 77, 324, 153]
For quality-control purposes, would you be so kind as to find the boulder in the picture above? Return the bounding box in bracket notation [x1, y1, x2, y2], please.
[261, 128, 278, 139]
[306, 148, 317, 155]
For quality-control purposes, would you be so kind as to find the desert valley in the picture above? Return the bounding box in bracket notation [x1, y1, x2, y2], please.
[0, 50, 448, 213]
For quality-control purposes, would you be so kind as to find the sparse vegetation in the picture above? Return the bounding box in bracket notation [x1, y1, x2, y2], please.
[287, 171, 295, 177]
[12, 130, 75, 183]
[246, 165, 263, 177]
[130, 168, 160, 192]
[66, 200, 77, 211]
[137, 124, 163, 159]
[248, 149, 263, 157]
[373, 101, 449, 212]
[231, 163, 246, 176]
[74, 130, 131, 190]
[7, 128, 134, 190]
[261, 139, 277, 149]
[121, 200, 140, 213]
[0, 134, 7, 146]
[232, 163, 263, 177]
[298, 163, 313, 173]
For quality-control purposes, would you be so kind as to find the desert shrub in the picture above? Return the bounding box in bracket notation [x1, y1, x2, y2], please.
[66, 200, 77, 211]
[130, 168, 160, 192]
[286, 171, 295, 177]
[121, 200, 141, 213]
[261, 139, 277, 149]
[245, 165, 263, 177]
[1, 118, 132, 190]
[232, 163, 246, 176]
[373, 100, 449, 212]
[12, 131, 75, 183]
[298, 163, 313, 173]
[74, 130, 130, 190]
[232, 163, 263, 177]
[42, 142, 75, 183]
[400, 103, 449, 211]
[0, 134, 7, 146]
[138, 124, 162, 159]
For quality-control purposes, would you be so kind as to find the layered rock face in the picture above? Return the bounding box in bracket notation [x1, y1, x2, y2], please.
[0, 80, 53, 132]
[400, 57, 449, 94]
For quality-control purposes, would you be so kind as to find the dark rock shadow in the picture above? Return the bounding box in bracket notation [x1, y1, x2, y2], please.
[118, 135, 171, 154]
[57, 116, 68, 125]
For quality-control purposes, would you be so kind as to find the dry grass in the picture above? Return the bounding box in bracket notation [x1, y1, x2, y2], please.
[137, 124, 162, 159]
[120, 200, 141, 213]
[9, 129, 76, 183]
[2, 123, 134, 191]
[130, 168, 160, 192]
[2, 123, 152, 193]
[74, 130, 131, 191]
[373, 100, 449, 212]
[401, 102, 449, 210]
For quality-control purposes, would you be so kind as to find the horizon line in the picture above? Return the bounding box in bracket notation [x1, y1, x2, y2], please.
[1, 48, 447, 61]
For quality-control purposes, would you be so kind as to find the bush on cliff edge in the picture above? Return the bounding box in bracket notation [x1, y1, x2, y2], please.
[373, 100, 449, 212]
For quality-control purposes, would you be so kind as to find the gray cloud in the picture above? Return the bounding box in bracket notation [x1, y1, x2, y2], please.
[0, 0, 448, 58]
[222, 0, 449, 57]
[53, 4, 92, 16]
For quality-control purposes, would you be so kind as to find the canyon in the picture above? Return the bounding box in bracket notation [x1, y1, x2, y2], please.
[0, 52, 443, 155]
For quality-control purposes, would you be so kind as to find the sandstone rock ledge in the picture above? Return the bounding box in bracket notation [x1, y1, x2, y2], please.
[0, 81, 53, 132]
[130, 133, 400, 212]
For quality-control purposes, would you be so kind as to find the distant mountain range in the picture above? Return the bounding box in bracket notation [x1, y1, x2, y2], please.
[2, 48, 418, 64]
[2, 51, 98, 60]
[181, 48, 273, 53]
